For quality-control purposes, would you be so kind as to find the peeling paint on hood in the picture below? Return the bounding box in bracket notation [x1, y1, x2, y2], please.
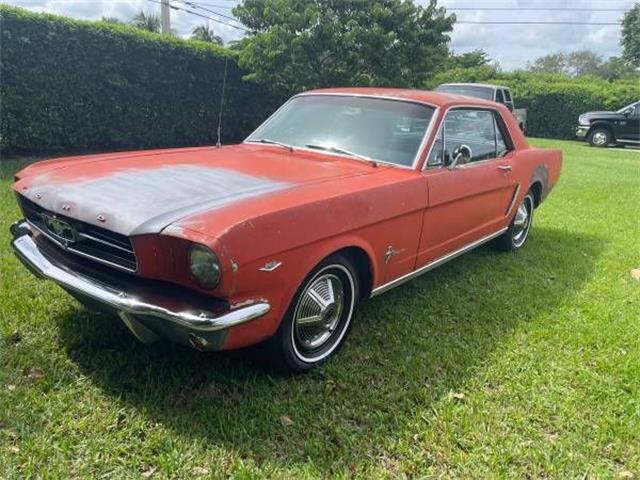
[21, 165, 290, 236]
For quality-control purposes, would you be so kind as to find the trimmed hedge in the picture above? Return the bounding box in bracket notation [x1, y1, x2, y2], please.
[429, 68, 639, 139]
[0, 6, 281, 154]
[1, 5, 638, 153]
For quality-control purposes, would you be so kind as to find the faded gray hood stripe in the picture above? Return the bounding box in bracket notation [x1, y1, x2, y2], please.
[24, 165, 290, 236]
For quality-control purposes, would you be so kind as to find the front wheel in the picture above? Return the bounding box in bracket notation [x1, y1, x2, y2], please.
[269, 255, 359, 372]
[588, 128, 612, 147]
[494, 191, 535, 251]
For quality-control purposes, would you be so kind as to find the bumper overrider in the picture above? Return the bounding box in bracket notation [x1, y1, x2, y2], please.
[10, 221, 270, 351]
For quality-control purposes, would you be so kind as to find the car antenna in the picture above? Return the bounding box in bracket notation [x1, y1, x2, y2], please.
[215, 55, 229, 148]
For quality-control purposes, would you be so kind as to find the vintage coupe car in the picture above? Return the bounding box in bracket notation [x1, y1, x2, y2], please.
[10, 88, 562, 372]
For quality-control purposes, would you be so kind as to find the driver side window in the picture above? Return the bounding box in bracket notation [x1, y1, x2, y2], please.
[427, 108, 511, 167]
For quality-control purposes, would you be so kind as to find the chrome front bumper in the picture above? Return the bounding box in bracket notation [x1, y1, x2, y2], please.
[10, 221, 270, 350]
[575, 126, 589, 140]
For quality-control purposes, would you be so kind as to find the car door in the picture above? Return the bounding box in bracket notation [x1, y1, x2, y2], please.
[416, 108, 517, 265]
[617, 102, 640, 141]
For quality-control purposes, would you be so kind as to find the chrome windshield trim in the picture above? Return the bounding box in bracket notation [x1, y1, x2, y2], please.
[370, 228, 508, 297]
[244, 92, 439, 170]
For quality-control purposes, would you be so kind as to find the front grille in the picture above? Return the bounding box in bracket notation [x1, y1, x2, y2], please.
[18, 195, 138, 272]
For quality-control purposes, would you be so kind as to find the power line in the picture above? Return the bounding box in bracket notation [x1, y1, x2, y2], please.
[450, 7, 627, 11]
[457, 20, 621, 25]
[147, 0, 248, 31]
[175, 0, 242, 24]
[184, 3, 235, 10]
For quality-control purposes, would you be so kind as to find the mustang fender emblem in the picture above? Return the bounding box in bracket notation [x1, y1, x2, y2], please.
[260, 261, 282, 272]
[384, 245, 404, 264]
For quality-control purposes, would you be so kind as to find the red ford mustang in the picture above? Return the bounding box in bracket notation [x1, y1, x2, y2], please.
[10, 88, 562, 372]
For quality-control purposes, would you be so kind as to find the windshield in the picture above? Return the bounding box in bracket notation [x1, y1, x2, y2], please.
[435, 85, 495, 101]
[246, 95, 436, 167]
[617, 101, 639, 113]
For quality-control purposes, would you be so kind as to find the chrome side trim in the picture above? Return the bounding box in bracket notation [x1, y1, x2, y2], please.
[370, 228, 508, 297]
[11, 227, 270, 333]
[617, 139, 640, 144]
[505, 184, 521, 217]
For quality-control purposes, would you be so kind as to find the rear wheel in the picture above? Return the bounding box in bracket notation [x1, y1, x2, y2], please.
[494, 191, 535, 251]
[269, 254, 359, 372]
[588, 128, 612, 147]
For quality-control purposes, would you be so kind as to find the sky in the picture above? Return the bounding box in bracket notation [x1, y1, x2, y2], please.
[4, 0, 636, 70]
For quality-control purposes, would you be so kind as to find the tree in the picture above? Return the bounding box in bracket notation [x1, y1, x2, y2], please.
[191, 24, 224, 44]
[130, 10, 161, 33]
[233, 0, 455, 93]
[447, 49, 491, 69]
[527, 53, 567, 74]
[621, 3, 640, 67]
[101, 16, 123, 24]
[565, 50, 603, 76]
[598, 56, 638, 80]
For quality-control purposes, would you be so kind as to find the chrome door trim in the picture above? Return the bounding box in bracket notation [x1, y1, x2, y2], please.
[370, 227, 508, 297]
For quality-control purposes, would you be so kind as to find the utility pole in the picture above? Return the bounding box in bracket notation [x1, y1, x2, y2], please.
[161, 0, 170, 35]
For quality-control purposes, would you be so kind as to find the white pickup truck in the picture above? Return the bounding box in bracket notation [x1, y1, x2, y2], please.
[436, 83, 527, 133]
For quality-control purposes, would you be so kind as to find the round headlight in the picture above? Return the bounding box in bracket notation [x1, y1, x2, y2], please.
[189, 244, 221, 289]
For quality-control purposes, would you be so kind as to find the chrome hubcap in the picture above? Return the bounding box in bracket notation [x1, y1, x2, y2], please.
[294, 273, 345, 351]
[593, 132, 607, 145]
[512, 196, 532, 247]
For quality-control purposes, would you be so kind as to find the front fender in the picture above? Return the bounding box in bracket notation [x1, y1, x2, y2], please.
[222, 233, 378, 350]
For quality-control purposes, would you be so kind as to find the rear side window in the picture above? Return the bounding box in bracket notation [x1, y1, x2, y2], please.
[495, 89, 505, 103]
[504, 89, 512, 102]
[426, 108, 513, 167]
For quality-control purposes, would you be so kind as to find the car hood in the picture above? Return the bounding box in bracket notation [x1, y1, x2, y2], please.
[580, 111, 623, 120]
[13, 144, 380, 236]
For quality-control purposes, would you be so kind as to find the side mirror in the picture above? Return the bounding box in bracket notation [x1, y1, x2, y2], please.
[623, 108, 634, 117]
[449, 144, 472, 170]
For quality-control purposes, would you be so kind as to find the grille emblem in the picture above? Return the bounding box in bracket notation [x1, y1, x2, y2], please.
[43, 214, 76, 243]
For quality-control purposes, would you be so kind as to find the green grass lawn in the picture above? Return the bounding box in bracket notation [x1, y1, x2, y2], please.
[1, 140, 639, 478]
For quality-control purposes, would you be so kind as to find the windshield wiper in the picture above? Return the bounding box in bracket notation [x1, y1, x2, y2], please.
[249, 138, 294, 152]
[305, 144, 378, 166]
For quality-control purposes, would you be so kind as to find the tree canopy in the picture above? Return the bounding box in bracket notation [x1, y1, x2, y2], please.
[233, 0, 455, 94]
[527, 50, 638, 80]
[130, 10, 160, 33]
[621, 2, 640, 67]
[191, 24, 224, 44]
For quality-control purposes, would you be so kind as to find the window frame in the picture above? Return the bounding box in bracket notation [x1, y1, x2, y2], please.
[424, 106, 515, 170]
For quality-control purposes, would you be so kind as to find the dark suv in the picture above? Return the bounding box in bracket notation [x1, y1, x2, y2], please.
[576, 101, 640, 147]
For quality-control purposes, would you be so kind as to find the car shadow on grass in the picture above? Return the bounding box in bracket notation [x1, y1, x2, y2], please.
[55, 226, 604, 474]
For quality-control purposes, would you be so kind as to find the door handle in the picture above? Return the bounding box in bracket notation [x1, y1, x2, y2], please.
[497, 165, 512, 172]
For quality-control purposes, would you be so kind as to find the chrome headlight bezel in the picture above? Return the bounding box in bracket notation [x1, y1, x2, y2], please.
[578, 115, 591, 127]
[189, 244, 221, 289]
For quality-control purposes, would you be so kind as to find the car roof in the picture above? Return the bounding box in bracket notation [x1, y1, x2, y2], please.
[438, 83, 511, 91]
[300, 87, 501, 109]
